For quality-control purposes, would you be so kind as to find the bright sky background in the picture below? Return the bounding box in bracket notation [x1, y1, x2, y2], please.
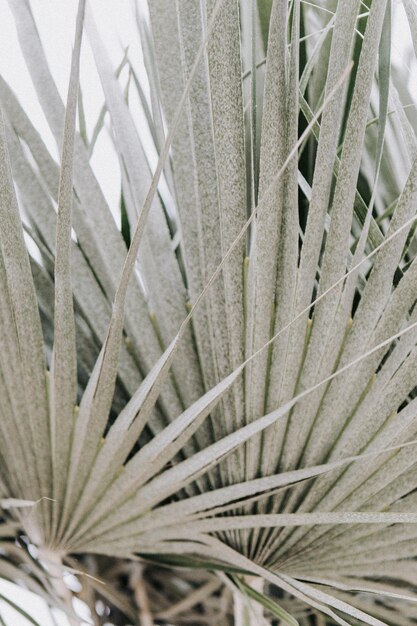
[0, 0, 415, 624]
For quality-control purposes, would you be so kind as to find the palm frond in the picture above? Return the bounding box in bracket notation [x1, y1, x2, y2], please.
[1, 0, 417, 624]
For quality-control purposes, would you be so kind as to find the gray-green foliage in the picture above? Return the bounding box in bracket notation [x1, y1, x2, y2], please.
[0, 0, 417, 624]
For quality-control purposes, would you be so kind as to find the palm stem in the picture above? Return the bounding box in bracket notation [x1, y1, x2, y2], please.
[131, 564, 154, 626]
[233, 576, 266, 626]
[38, 549, 81, 626]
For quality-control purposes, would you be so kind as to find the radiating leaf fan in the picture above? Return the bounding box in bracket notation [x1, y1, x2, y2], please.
[1, 0, 417, 624]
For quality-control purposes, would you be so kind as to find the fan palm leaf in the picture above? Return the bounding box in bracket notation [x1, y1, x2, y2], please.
[1, 0, 417, 624]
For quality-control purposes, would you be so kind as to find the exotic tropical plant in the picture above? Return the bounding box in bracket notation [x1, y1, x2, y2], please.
[1, 0, 417, 623]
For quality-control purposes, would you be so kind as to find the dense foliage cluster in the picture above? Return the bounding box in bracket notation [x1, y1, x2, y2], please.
[1, 0, 417, 624]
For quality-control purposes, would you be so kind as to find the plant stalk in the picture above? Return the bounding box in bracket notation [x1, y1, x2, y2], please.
[38, 549, 81, 626]
[233, 576, 266, 626]
[131, 564, 154, 626]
